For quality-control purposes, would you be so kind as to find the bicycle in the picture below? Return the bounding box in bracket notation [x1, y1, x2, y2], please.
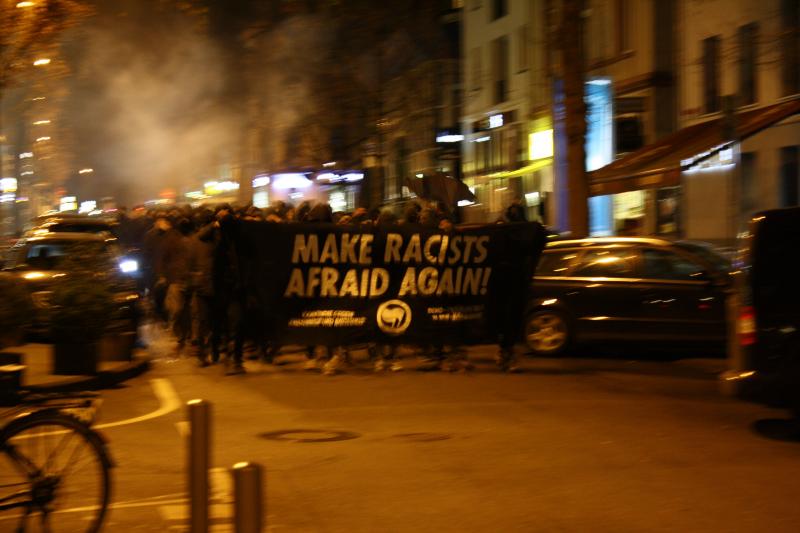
[0, 391, 113, 532]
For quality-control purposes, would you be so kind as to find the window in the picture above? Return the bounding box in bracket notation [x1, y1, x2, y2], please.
[517, 25, 529, 72]
[703, 36, 721, 113]
[642, 249, 706, 281]
[738, 23, 758, 105]
[780, 146, 799, 207]
[492, 36, 509, 104]
[535, 250, 580, 277]
[491, 0, 507, 20]
[572, 249, 636, 278]
[471, 47, 482, 91]
[781, 0, 800, 95]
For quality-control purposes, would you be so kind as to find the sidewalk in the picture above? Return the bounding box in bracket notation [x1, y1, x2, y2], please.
[1, 343, 151, 393]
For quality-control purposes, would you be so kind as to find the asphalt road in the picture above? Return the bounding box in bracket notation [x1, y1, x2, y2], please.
[87, 342, 799, 532]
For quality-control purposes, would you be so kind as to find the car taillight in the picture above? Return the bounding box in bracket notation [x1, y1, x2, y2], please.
[739, 305, 756, 346]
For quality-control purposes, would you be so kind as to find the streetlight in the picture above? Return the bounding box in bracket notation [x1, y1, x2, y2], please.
[33, 58, 51, 66]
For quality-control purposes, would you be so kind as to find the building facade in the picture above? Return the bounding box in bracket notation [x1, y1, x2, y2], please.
[679, 0, 800, 243]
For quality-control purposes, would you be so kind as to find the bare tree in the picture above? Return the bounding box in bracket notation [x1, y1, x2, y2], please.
[560, 0, 589, 237]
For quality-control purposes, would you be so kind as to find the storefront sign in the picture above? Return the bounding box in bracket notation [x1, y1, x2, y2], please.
[233, 221, 546, 345]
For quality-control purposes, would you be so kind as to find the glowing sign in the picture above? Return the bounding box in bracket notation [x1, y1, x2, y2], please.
[488, 114, 504, 129]
[272, 173, 312, 190]
[529, 129, 554, 160]
[59, 196, 77, 212]
[252, 175, 270, 188]
[204, 180, 239, 195]
[79, 200, 97, 214]
[0, 178, 18, 193]
[436, 134, 465, 143]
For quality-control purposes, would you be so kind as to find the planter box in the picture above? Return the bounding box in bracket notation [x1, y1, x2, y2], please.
[53, 342, 98, 375]
[100, 331, 136, 362]
[0, 352, 24, 403]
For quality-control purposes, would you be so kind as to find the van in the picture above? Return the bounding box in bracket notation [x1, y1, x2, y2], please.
[725, 207, 800, 414]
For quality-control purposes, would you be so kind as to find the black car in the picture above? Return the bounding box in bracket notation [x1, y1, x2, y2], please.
[724, 207, 800, 414]
[1, 232, 139, 339]
[525, 237, 731, 355]
[26, 213, 119, 238]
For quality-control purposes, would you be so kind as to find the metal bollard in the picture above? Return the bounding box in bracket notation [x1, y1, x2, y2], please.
[232, 462, 264, 533]
[188, 399, 211, 533]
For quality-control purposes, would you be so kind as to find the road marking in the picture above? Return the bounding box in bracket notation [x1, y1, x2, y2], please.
[95, 378, 181, 430]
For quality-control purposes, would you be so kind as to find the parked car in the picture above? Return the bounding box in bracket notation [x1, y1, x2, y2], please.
[726, 207, 800, 414]
[26, 213, 119, 238]
[525, 237, 731, 355]
[0, 232, 139, 340]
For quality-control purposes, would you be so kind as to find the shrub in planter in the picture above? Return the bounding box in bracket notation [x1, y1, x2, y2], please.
[0, 272, 34, 350]
[49, 244, 116, 375]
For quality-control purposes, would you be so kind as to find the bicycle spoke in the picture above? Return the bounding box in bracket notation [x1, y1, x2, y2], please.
[44, 431, 77, 474]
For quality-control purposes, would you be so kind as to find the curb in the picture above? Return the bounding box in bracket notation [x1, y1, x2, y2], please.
[24, 356, 152, 394]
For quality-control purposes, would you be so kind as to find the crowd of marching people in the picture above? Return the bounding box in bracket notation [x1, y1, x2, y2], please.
[113, 198, 532, 376]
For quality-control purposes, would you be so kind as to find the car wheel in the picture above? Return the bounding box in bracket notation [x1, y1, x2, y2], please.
[525, 310, 570, 356]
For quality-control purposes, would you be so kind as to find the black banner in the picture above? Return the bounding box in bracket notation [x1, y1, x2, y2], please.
[233, 221, 547, 346]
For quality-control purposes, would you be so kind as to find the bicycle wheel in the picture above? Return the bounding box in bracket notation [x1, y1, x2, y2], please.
[0, 410, 112, 533]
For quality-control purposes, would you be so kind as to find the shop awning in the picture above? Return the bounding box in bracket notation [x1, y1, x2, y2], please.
[588, 97, 800, 196]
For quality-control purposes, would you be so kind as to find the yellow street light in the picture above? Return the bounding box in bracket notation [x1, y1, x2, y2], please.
[16, 2, 36, 8]
[33, 58, 51, 66]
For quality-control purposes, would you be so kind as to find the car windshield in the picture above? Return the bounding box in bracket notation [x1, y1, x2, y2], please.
[16, 241, 110, 271]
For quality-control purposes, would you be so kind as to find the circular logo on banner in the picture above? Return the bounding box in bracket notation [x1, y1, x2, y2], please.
[377, 300, 412, 336]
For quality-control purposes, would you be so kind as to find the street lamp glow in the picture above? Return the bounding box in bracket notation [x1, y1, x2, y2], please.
[33, 120, 51, 125]
[31, 97, 46, 101]
[33, 58, 51, 66]
[16, 1, 36, 7]
[35, 136, 50, 142]
[78, 168, 94, 174]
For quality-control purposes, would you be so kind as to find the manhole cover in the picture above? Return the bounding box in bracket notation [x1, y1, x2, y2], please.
[393, 432, 452, 442]
[258, 429, 360, 443]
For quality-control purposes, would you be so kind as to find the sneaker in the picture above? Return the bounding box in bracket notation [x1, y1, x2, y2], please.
[417, 358, 442, 371]
[390, 361, 404, 372]
[226, 363, 246, 375]
[303, 358, 319, 371]
[323, 355, 342, 376]
[374, 359, 387, 373]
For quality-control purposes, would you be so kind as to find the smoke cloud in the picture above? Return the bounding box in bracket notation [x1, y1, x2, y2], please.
[67, 3, 237, 205]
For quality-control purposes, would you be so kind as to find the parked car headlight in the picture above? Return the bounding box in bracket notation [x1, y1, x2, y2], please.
[119, 259, 138, 273]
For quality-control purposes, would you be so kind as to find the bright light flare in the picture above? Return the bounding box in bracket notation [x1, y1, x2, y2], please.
[33, 58, 51, 66]
[33, 120, 51, 125]
[16, 1, 36, 7]
[35, 136, 50, 142]
[78, 168, 94, 174]
[119, 259, 139, 274]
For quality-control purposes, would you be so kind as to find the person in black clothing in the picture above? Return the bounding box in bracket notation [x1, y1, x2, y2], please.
[198, 205, 245, 374]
